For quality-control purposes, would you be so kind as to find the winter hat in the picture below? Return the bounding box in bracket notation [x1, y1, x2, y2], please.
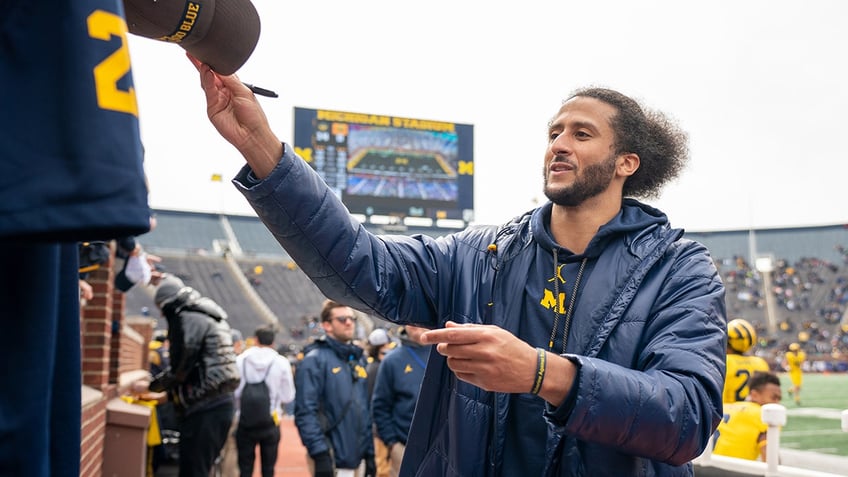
[368, 328, 390, 347]
[154, 275, 186, 308]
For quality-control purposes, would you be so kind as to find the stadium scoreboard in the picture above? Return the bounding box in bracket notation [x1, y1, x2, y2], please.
[293, 107, 474, 224]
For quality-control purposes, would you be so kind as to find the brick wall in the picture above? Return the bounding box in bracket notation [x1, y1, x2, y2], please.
[117, 326, 146, 374]
[79, 246, 155, 477]
[80, 388, 106, 477]
[80, 249, 116, 477]
[127, 317, 155, 373]
[82, 264, 115, 390]
[109, 287, 123, 385]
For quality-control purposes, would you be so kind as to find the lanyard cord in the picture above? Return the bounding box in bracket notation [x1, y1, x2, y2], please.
[548, 249, 588, 354]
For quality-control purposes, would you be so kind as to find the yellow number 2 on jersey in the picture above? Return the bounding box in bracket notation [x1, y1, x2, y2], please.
[87, 10, 138, 117]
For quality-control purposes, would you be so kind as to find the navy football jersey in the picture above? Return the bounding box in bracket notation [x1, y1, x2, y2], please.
[0, 0, 149, 240]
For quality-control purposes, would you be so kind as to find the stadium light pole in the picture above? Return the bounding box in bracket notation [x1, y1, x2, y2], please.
[747, 228, 758, 268]
[756, 255, 778, 336]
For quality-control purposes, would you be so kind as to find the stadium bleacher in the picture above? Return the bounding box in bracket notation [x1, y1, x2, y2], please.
[237, 257, 328, 345]
[123, 208, 848, 473]
[144, 209, 228, 253]
[124, 254, 273, 340]
[688, 226, 848, 266]
[130, 209, 848, 362]
[227, 215, 292, 258]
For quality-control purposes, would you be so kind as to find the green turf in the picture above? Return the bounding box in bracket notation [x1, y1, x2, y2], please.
[776, 373, 848, 456]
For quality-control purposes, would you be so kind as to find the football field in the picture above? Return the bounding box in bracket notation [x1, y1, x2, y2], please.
[778, 372, 848, 456]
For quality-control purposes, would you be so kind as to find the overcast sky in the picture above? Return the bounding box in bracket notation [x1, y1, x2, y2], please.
[127, 0, 847, 232]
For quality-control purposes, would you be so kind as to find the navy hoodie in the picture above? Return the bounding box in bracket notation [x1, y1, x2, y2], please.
[502, 201, 666, 476]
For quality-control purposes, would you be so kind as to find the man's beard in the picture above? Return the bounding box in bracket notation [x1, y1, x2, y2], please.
[543, 154, 617, 207]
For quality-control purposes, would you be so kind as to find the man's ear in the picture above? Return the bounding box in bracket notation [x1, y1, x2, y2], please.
[617, 153, 640, 177]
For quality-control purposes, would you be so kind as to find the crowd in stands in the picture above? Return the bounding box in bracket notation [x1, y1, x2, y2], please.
[716, 250, 848, 372]
[131, 209, 848, 373]
[124, 246, 848, 377]
[121, 218, 848, 475]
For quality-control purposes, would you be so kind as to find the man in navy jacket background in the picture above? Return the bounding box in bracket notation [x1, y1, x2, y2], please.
[294, 300, 376, 477]
[372, 326, 431, 477]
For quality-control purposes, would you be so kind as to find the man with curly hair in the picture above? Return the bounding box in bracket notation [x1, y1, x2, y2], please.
[191, 54, 726, 477]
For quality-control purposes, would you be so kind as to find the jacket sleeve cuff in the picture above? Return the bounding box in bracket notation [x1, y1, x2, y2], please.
[544, 354, 582, 424]
[233, 142, 293, 193]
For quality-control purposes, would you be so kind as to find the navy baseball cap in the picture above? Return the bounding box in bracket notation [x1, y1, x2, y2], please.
[123, 0, 261, 75]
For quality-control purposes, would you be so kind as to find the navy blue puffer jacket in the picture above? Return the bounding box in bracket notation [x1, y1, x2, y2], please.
[236, 146, 726, 477]
[294, 336, 374, 469]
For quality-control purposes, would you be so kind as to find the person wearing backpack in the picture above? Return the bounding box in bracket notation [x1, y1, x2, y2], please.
[234, 326, 295, 477]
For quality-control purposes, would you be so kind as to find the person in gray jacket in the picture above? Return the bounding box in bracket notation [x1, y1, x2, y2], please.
[150, 275, 240, 477]
[190, 56, 726, 477]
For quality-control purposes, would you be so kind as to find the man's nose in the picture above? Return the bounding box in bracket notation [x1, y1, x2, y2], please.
[550, 134, 572, 156]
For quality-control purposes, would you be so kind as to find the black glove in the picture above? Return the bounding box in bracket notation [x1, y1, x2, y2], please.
[364, 454, 377, 477]
[312, 451, 334, 477]
[149, 368, 175, 392]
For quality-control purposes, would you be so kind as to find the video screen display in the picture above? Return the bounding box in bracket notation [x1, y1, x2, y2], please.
[293, 107, 474, 223]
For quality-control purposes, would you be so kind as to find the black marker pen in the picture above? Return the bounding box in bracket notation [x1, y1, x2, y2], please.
[242, 83, 278, 98]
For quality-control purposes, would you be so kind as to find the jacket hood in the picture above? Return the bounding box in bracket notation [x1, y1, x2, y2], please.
[162, 287, 228, 322]
[307, 335, 364, 362]
[530, 198, 668, 258]
[240, 346, 280, 373]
